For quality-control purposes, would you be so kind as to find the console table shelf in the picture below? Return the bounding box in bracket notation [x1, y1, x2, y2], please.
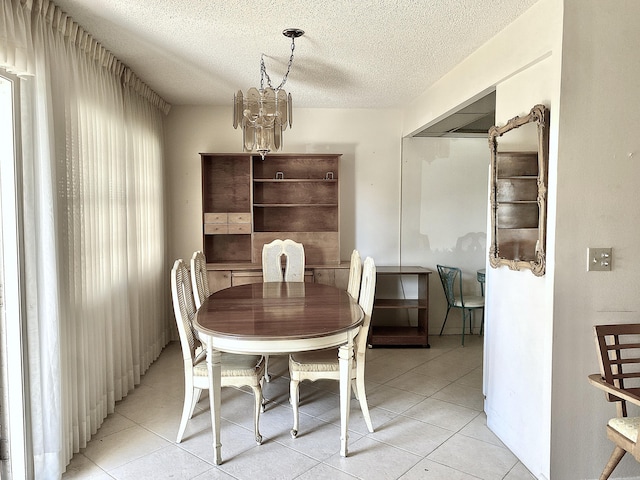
[373, 299, 421, 309]
[369, 266, 432, 347]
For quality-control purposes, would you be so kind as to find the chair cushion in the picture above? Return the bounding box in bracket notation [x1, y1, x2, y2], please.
[193, 353, 263, 377]
[608, 416, 640, 442]
[290, 349, 339, 372]
[453, 295, 485, 308]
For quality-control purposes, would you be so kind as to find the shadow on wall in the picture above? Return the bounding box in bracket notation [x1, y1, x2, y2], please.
[401, 230, 487, 277]
[425, 231, 487, 265]
[428, 230, 487, 298]
[436, 231, 486, 285]
[456, 231, 486, 255]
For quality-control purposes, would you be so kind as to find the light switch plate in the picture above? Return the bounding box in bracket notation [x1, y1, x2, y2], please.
[588, 247, 612, 271]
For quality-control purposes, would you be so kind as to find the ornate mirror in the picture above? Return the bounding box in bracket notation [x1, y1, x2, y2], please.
[488, 104, 550, 276]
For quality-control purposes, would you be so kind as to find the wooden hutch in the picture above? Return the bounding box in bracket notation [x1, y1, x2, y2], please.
[200, 152, 431, 347]
[200, 153, 349, 291]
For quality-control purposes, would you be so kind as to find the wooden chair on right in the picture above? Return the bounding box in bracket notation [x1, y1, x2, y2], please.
[589, 323, 640, 480]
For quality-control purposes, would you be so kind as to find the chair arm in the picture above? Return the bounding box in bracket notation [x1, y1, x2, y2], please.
[588, 373, 640, 406]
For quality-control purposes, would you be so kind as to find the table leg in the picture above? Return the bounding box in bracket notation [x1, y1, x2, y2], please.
[206, 342, 222, 465]
[338, 331, 355, 457]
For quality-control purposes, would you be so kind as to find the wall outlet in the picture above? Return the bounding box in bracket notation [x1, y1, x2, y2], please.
[587, 248, 612, 271]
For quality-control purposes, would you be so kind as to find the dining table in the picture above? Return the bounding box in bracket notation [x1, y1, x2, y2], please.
[193, 281, 365, 465]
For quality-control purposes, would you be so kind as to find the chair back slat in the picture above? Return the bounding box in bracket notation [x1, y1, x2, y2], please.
[612, 372, 640, 380]
[610, 358, 640, 366]
[607, 343, 640, 351]
[190, 250, 210, 309]
[347, 249, 362, 300]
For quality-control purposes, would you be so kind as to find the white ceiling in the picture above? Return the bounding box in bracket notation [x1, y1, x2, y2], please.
[52, 0, 540, 109]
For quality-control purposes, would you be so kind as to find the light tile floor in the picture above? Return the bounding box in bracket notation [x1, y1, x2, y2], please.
[62, 335, 535, 480]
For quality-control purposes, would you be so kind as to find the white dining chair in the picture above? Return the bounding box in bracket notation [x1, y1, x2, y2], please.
[288, 256, 377, 437]
[346, 249, 362, 300]
[262, 239, 285, 282]
[262, 238, 305, 282]
[171, 259, 265, 444]
[261, 239, 306, 380]
[282, 239, 305, 282]
[190, 250, 210, 309]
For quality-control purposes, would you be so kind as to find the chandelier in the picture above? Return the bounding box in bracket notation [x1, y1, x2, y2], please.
[233, 28, 304, 159]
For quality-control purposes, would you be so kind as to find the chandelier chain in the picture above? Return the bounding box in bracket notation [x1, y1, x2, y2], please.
[260, 36, 297, 92]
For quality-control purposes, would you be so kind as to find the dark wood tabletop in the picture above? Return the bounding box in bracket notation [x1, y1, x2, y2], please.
[192, 281, 365, 464]
[194, 282, 363, 340]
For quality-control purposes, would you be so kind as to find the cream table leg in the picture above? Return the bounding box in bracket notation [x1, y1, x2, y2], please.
[206, 342, 222, 465]
[338, 331, 355, 457]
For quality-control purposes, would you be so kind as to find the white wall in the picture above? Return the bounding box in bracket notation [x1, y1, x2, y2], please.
[164, 106, 404, 266]
[401, 1, 562, 478]
[552, 2, 640, 478]
[401, 136, 488, 334]
[487, 55, 558, 480]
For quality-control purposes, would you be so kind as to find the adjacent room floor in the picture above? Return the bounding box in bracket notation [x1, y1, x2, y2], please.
[61, 334, 535, 480]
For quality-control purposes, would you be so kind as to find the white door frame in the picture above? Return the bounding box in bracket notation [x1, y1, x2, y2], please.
[0, 71, 33, 480]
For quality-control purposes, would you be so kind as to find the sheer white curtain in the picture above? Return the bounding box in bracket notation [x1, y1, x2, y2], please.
[1, 1, 172, 478]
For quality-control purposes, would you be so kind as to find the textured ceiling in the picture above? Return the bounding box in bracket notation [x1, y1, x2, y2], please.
[52, 0, 540, 108]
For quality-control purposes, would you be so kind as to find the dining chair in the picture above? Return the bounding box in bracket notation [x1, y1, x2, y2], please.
[190, 250, 210, 310]
[262, 239, 285, 281]
[288, 256, 376, 437]
[262, 238, 305, 282]
[588, 323, 640, 479]
[261, 239, 305, 380]
[346, 249, 362, 300]
[282, 239, 305, 282]
[171, 259, 265, 444]
[436, 264, 485, 346]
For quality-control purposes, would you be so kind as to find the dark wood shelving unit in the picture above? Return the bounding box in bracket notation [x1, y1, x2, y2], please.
[200, 152, 342, 281]
[368, 266, 432, 347]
